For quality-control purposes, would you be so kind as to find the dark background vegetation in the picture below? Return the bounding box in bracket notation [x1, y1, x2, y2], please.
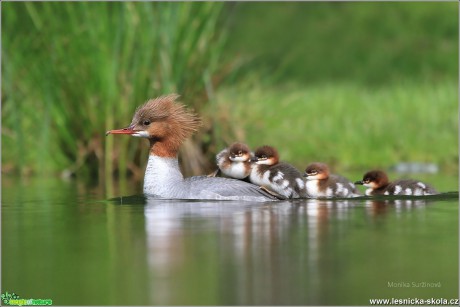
[2, 2, 458, 190]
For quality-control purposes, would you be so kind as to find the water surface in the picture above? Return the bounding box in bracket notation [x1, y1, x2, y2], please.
[2, 176, 458, 305]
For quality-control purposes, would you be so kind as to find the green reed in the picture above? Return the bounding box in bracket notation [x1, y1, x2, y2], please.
[2, 2, 226, 186]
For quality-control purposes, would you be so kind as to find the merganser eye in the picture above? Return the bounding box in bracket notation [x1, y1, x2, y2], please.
[238, 151, 242, 155]
[143, 120, 151, 126]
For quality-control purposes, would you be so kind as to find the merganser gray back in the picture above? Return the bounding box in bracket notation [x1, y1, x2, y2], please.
[144, 155, 276, 201]
[106, 94, 278, 202]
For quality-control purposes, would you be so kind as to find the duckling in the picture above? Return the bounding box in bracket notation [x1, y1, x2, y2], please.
[355, 170, 438, 196]
[211, 142, 252, 179]
[249, 145, 307, 199]
[303, 162, 361, 198]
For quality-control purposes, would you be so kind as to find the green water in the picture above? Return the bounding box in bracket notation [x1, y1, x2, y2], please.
[2, 176, 458, 305]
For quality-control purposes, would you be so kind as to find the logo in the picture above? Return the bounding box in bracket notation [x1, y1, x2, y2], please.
[1, 291, 52, 306]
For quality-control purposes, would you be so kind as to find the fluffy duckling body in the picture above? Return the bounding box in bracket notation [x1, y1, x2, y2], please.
[214, 142, 252, 179]
[304, 162, 361, 198]
[249, 145, 307, 199]
[355, 170, 438, 196]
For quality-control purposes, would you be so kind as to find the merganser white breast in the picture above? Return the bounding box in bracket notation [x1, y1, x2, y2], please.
[106, 94, 278, 202]
[249, 145, 307, 199]
[215, 142, 252, 179]
[355, 170, 438, 196]
[303, 162, 361, 198]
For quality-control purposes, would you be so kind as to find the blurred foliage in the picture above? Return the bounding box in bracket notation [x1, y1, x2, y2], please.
[224, 2, 458, 85]
[212, 2, 458, 174]
[2, 2, 226, 184]
[215, 80, 458, 173]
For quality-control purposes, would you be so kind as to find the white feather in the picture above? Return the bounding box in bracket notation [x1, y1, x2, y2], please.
[222, 162, 250, 179]
[306, 180, 321, 197]
[417, 182, 426, 189]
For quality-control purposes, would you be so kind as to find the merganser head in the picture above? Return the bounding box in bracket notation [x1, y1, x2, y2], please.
[303, 162, 330, 180]
[228, 142, 251, 162]
[106, 94, 201, 156]
[355, 170, 389, 189]
[251, 145, 279, 166]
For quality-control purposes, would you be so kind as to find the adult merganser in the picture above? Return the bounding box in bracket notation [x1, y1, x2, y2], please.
[106, 94, 279, 201]
[213, 142, 252, 179]
[303, 162, 361, 198]
[249, 145, 307, 199]
[354, 170, 438, 196]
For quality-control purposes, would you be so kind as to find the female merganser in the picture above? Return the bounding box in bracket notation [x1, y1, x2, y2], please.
[106, 94, 279, 201]
[303, 162, 361, 198]
[354, 170, 438, 196]
[249, 145, 307, 199]
[213, 142, 252, 179]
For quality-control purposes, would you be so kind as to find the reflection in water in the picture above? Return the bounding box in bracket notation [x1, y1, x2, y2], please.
[365, 198, 432, 217]
[3, 177, 457, 305]
[142, 198, 356, 304]
[140, 195, 454, 305]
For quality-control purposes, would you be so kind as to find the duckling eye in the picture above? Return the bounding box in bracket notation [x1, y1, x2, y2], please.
[143, 120, 151, 126]
[238, 151, 242, 155]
